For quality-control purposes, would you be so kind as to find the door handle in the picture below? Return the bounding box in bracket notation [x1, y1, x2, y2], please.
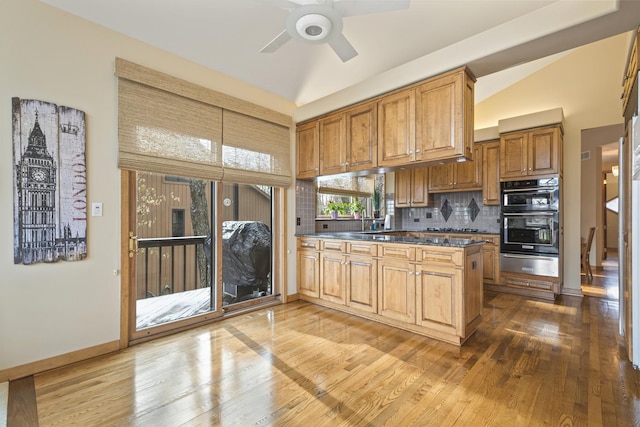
[128, 231, 138, 258]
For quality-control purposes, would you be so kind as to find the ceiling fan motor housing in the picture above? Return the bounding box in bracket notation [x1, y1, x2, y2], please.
[285, 4, 343, 44]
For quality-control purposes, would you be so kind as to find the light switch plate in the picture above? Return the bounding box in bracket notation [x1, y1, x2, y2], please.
[91, 202, 103, 217]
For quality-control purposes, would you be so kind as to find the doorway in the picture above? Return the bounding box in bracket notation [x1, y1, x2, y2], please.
[130, 172, 219, 339]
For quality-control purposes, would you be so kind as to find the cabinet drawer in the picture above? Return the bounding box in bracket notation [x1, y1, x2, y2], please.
[348, 242, 378, 256]
[321, 240, 346, 252]
[380, 244, 416, 261]
[501, 274, 554, 291]
[416, 247, 462, 267]
[297, 238, 320, 250]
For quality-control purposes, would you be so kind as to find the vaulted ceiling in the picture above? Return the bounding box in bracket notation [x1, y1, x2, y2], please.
[42, 0, 639, 107]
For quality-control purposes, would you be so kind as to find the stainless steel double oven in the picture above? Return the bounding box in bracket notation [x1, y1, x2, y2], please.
[500, 177, 560, 278]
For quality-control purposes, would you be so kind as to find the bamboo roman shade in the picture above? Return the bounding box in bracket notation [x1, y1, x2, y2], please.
[222, 110, 291, 187]
[115, 58, 292, 187]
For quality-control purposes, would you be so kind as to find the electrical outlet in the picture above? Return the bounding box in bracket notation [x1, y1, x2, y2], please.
[413, 218, 420, 222]
[426, 212, 432, 219]
[323, 224, 328, 229]
[91, 202, 103, 217]
[296, 217, 301, 226]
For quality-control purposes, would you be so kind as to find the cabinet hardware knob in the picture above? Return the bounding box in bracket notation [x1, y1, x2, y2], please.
[408, 272, 414, 275]
[529, 168, 532, 171]
[416, 149, 421, 153]
[416, 272, 421, 276]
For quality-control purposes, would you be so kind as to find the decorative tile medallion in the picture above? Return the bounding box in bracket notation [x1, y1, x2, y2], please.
[468, 198, 480, 222]
[441, 199, 453, 222]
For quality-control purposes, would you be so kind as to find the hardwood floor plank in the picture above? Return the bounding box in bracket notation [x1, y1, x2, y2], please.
[7, 376, 38, 427]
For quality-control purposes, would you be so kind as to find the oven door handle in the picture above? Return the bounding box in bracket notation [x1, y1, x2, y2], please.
[502, 212, 556, 216]
[502, 187, 556, 193]
[502, 253, 558, 262]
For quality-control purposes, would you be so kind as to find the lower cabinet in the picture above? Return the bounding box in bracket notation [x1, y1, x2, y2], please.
[297, 237, 484, 346]
[346, 253, 378, 314]
[378, 257, 416, 323]
[297, 238, 320, 298]
[481, 235, 500, 285]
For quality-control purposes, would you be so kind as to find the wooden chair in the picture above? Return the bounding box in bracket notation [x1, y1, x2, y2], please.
[581, 226, 596, 283]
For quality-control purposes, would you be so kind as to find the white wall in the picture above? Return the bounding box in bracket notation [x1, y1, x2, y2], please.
[0, 0, 295, 372]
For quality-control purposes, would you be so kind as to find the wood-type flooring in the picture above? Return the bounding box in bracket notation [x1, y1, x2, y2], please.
[8, 289, 640, 426]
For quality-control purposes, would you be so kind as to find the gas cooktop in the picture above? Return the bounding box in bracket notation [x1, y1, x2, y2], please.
[423, 227, 479, 233]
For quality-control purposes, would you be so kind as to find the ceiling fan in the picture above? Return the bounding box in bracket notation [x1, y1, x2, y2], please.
[259, 0, 410, 62]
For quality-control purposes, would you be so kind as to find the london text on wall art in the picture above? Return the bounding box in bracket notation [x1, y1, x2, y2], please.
[12, 97, 87, 265]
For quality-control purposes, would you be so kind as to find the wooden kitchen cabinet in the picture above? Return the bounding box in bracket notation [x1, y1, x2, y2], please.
[297, 237, 484, 345]
[481, 235, 500, 285]
[378, 257, 416, 324]
[428, 144, 482, 192]
[345, 101, 378, 172]
[415, 67, 475, 163]
[378, 88, 416, 167]
[481, 140, 500, 205]
[500, 125, 562, 181]
[296, 238, 320, 298]
[319, 240, 347, 304]
[415, 245, 482, 339]
[319, 112, 347, 175]
[500, 271, 559, 301]
[296, 121, 319, 180]
[317, 102, 377, 175]
[346, 241, 378, 314]
[395, 167, 430, 207]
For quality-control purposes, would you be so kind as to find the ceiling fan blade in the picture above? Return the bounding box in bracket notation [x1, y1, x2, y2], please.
[260, 29, 292, 53]
[333, 0, 410, 17]
[261, 0, 301, 10]
[328, 33, 358, 62]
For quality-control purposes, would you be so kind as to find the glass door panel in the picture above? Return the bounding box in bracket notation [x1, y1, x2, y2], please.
[221, 183, 273, 306]
[133, 172, 216, 333]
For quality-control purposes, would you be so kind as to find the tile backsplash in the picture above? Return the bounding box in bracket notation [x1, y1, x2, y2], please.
[296, 181, 500, 235]
[295, 180, 316, 235]
[399, 191, 500, 233]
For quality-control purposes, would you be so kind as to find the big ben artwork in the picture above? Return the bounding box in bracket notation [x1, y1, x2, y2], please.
[12, 98, 87, 265]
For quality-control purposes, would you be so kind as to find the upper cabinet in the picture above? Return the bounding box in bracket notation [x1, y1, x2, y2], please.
[481, 140, 500, 205]
[377, 88, 416, 167]
[296, 66, 476, 179]
[396, 167, 430, 208]
[428, 145, 482, 192]
[319, 112, 347, 175]
[500, 125, 562, 181]
[296, 121, 319, 180]
[346, 101, 378, 172]
[317, 101, 378, 176]
[415, 68, 475, 163]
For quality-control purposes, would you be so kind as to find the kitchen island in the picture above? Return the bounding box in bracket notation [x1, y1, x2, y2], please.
[296, 232, 485, 345]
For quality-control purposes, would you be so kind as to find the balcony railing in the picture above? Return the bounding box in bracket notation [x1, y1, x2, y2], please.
[136, 235, 211, 300]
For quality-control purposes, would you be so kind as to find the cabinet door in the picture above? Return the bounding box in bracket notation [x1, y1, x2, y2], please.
[500, 131, 528, 180]
[395, 169, 412, 208]
[411, 167, 430, 207]
[346, 102, 377, 171]
[320, 252, 346, 304]
[296, 121, 319, 179]
[346, 255, 378, 313]
[415, 267, 461, 335]
[428, 164, 453, 191]
[528, 126, 559, 176]
[415, 71, 467, 161]
[482, 246, 497, 285]
[297, 250, 319, 298]
[378, 89, 415, 167]
[454, 145, 482, 189]
[482, 140, 500, 205]
[319, 112, 346, 175]
[378, 259, 416, 323]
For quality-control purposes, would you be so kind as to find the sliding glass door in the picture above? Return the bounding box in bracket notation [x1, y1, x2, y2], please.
[131, 172, 217, 336]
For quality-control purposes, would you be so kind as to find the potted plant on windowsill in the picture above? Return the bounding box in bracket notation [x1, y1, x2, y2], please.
[325, 200, 345, 219]
[350, 200, 366, 220]
[372, 189, 381, 218]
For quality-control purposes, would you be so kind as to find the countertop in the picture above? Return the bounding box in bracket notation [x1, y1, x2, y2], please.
[297, 231, 487, 248]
